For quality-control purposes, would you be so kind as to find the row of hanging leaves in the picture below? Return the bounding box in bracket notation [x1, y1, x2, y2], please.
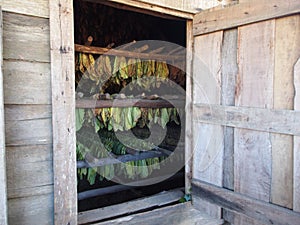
[76, 107, 183, 185]
[76, 127, 170, 185]
[75, 50, 185, 185]
[75, 53, 185, 95]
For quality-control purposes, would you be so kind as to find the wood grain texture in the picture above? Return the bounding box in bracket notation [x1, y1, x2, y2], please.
[78, 189, 183, 224]
[193, 0, 300, 36]
[3, 60, 51, 104]
[137, 0, 219, 11]
[8, 193, 53, 225]
[192, 31, 223, 218]
[3, 12, 50, 62]
[2, 0, 49, 18]
[4, 104, 52, 145]
[95, 202, 224, 225]
[75, 43, 184, 61]
[221, 28, 238, 225]
[294, 58, 300, 212]
[49, 0, 77, 224]
[6, 145, 53, 197]
[76, 98, 185, 109]
[234, 20, 274, 224]
[0, 8, 8, 225]
[185, 20, 193, 194]
[271, 15, 300, 209]
[4, 104, 51, 121]
[193, 104, 300, 136]
[221, 29, 237, 190]
[192, 179, 300, 225]
[88, 0, 194, 18]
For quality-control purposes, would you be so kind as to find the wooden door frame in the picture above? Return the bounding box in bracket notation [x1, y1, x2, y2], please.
[49, 0, 194, 224]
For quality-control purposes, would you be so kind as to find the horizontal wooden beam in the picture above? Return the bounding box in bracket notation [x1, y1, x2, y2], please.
[83, 0, 195, 19]
[75, 44, 185, 61]
[193, 103, 300, 136]
[193, 0, 300, 36]
[78, 172, 184, 200]
[76, 98, 185, 109]
[78, 189, 183, 224]
[192, 179, 300, 225]
[77, 148, 170, 168]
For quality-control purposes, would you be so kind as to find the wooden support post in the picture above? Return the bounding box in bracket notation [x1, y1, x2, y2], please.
[185, 20, 193, 194]
[49, 0, 77, 224]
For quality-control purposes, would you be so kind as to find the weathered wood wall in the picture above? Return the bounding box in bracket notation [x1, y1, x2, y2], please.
[1, 0, 53, 224]
[192, 0, 300, 224]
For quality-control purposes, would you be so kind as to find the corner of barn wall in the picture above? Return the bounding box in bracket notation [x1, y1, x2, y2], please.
[2, 0, 54, 224]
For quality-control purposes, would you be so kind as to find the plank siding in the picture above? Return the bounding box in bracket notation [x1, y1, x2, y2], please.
[1, 7, 53, 225]
[6, 144, 53, 191]
[8, 194, 53, 225]
[271, 15, 300, 209]
[234, 20, 274, 224]
[2, 12, 50, 62]
[2, 0, 49, 18]
[192, 31, 223, 218]
[4, 104, 52, 146]
[3, 61, 51, 105]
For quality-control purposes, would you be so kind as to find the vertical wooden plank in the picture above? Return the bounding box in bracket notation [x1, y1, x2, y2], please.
[49, 0, 77, 225]
[192, 31, 223, 218]
[221, 29, 238, 190]
[221, 28, 238, 224]
[234, 20, 274, 224]
[0, 7, 8, 225]
[185, 20, 193, 194]
[271, 15, 300, 209]
[294, 58, 300, 212]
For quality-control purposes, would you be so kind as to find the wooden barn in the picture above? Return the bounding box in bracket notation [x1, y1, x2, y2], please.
[0, 0, 299, 224]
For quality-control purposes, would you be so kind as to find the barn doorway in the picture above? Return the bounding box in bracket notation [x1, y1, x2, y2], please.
[74, 0, 188, 216]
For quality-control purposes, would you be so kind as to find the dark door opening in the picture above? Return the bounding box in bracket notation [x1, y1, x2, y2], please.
[74, 0, 187, 212]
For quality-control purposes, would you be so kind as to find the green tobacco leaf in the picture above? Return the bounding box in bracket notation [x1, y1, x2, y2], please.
[75, 108, 85, 131]
[160, 108, 169, 129]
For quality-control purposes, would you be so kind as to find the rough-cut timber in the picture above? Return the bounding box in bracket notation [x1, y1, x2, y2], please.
[193, 104, 300, 136]
[2, 12, 50, 62]
[271, 15, 300, 209]
[192, 179, 300, 225]
[49, 0, 77, 224]
[234, 20, 274, 224]
[192, 30, 223, 218]
[185, 19, 193, 194]
[3, 61, 51, 104]
[78, 189, 183, 224]
[221, 28, 238, 224]
[2, 0, 49, 18]
[95, 202, 224, 225]
[193, 0, 300, 36]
